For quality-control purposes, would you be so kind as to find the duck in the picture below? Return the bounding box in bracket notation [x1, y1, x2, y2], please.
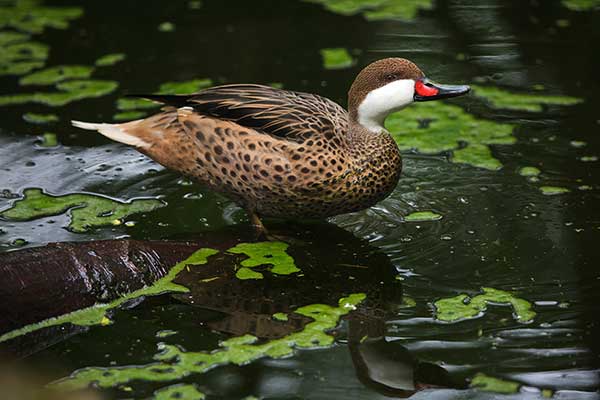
[72, 58, 469, 234]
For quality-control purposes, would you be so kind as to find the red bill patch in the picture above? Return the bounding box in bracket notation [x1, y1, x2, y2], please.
[415, 80, 439, 97]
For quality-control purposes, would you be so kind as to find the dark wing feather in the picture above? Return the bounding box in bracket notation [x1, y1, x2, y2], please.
[131, 84, 347, 143]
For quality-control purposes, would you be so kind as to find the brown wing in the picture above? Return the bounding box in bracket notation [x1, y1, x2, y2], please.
[132, 84, 348, 143]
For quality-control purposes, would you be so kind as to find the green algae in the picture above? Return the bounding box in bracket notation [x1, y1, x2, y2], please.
[158, 79, 212, 94]
[519, 166, 541, 177]
[0, 31, 29, 46]
[39, 132, 57, 147]
[0, 39, 49, 76]
[95, 53, 126, 67]
[113, 110, 147, 121]
[404, 211, 442, 222]
[580, 155, 598, 162]
[562, 0, 600, 11]
[321, 48, 354, 69]
[0, 247, 218, 344]
[470, 373, 520, 394]
[0, 188, 165, 233]
[386, 101, 515, 170]
[158, 22, 175, 32]
[273, 312, 288, 321]
[540, 186, 570, 195]
[304, 0, 434, 20]
[0, 0, 83, 34]
[154, 384, 205, 400]
[19, 65, 94, 85]
[23, 112, 58, 124]
[0, 79, 119, 107]
[471, 85, 582, 112]
[51, 293, 366, 391]
[228, 242, 300, 279]
[434, 287, 536, 323]
[116, 97, 159, 111]
[156, 330, 178, 339]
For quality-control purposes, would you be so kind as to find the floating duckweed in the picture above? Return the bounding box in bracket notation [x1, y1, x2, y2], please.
[580, 155, 598, 162]
[95, 53, 126, 67]
[158, 22, 175, 32]
[11, 238, 28, 246]
[39, 132, 58, 147]
[227, 242, 301, 279]
[471, 85, 582, 112]
[116, 97, 160, 111]
[236, 267, 264, 280]
[0, 31, 30, 46]
[434, 287, 536, 323]
[0, 247, 218, 343]
[0, 0, 83, 34]
[386, 101, 515, 170]
[540, 186, 570, 195]
[0, 40, 49, 76]
[50, 293, 366, 391]
[23, 112, 58, 124]
[404, 211, 442, 222]
[518, 166, 541, 177]
[272, 313, 288, 321]
[304, 0, 434, 20]
[19, 65, 94, 85]
[156, 330, 178, 339]
[188, 0, 203, 9]
[154, 384, 205, 400]
[570, 140, 587, 148]
[321, 48, 354, 69]
[0, 188, 165, 233]
[113, 111, 147, 121]
[471, 373, 520, 394]
[0, 79, 119, 106]
[562, 0, 600, 11]
[158, 79, 213, 94]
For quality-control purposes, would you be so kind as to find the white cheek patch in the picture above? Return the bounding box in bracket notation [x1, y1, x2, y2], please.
[357, 79, 415, 133]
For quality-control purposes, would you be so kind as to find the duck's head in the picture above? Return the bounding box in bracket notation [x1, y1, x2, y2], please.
[348, 58, 470, 133]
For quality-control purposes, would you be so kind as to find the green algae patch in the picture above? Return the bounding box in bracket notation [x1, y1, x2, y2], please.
[0, 247, 218, 344]
[273, 312, 288, 321]
[519, 166, 541, 177]
[0, 79, 119, 107]
[304, 0, 434, 20]
[23, 112, 58, 124]
[113, 111, 147, 121]
[0, 39, 49, 76]
[0, 0, 83, 34]
[228, 242, 300, 279]
[471, 373, 520, 394]
[158, 79, 212, 94]
[19, 65, 94, 85]
[116, 97, 160, 111]
[540, 186, 570, 195]
[434, 287, 535, 323]
[471, 85, 582, 112]
[95, 53, 126, 67]
[236, 267, 264, 280]
[321, 48, 354, 70]
[158, 22, 176, 32]
[154, 384, 205, 400]
[404, 211, 442, 222]
[0, 188, 165, 233]
[386, 100, 515, 170]
[51, 293, 366, 391]
[156, 330, 178, 339]
[563, 0, 600, 11]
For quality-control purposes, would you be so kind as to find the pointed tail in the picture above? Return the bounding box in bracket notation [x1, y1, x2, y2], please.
[71, 120, 150, 148]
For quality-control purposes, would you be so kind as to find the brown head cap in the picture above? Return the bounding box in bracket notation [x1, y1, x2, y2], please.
[348, 58, 425, 120]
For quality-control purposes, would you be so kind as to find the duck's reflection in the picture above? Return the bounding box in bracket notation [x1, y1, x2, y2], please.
[172, 222, 466, 397]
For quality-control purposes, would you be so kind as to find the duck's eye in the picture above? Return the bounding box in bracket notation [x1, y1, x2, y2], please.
[384, 74, 397, 81]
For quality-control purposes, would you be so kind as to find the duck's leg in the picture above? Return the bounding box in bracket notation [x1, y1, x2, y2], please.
[247, 209, 268, 239]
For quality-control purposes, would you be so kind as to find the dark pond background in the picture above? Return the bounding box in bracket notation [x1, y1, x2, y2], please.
[0, 0, 599, 399]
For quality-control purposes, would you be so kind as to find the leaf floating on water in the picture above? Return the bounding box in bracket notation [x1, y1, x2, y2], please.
[0, 39, 49, 76]
[113, 110, 147, 121]
[116, 97, 160, 111]
[304, 0, 434, 20]
[320, 48, 354, 69]
[471, 85, 582, 112]
[562, 0, 600, 11]
[158, 79, 213, 94]
[404, 211, 442, 222]
[49, 293, 366, 391]
[154, 384, 205, 400]
[0, 188, 166, 233]
[518, 166, 541, 177]
[540, 186, 570, 195]
[272, 312, 288, 321]
[0, 79, 119, 106]
[0, 0, 83, 34]
[228, 241, 301, 277]
[39, 132, 58, 147]
[19, 65, 94, 85]
[95, 53, 126, 67]
[434, 287, 536, 323]
[470, 373, 520, 394]
[158, 21, 175, 32]
[22, 112, 58, 124]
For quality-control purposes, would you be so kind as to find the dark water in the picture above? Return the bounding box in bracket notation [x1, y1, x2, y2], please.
[0, 0, 599, 399]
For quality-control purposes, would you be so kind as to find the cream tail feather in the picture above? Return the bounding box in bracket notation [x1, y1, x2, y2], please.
[71, 120, 151, 148]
